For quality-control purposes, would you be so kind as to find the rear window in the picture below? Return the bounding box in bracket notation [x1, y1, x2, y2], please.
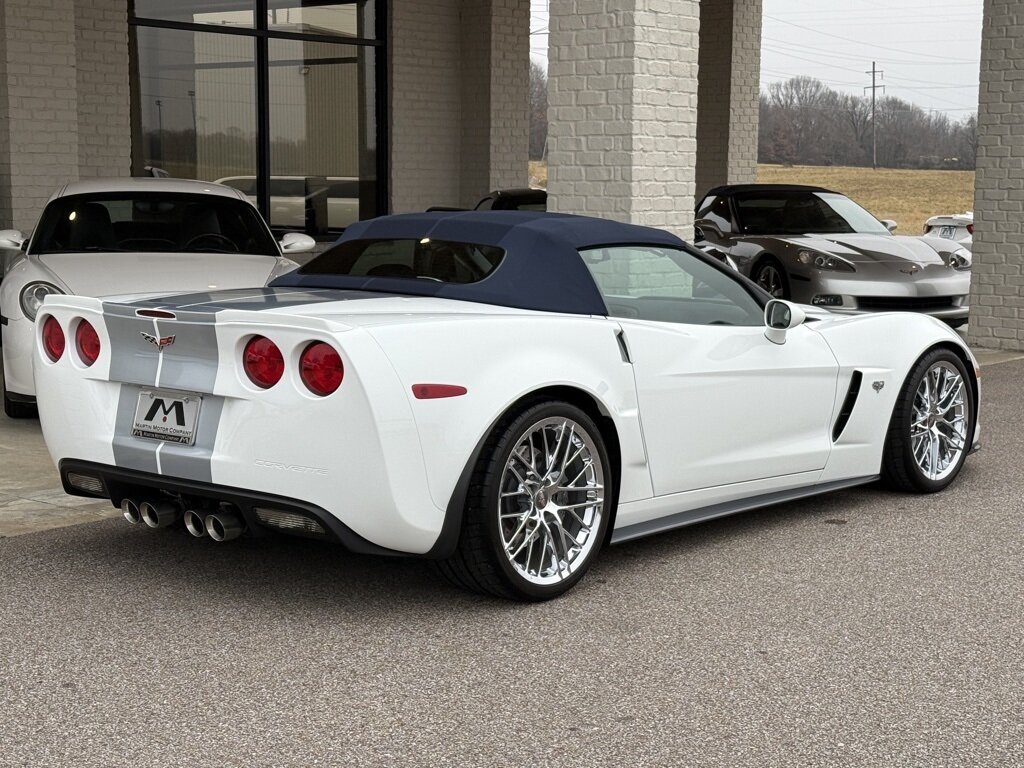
[299, 238, 505, 284]
[31, 192, 279, 256]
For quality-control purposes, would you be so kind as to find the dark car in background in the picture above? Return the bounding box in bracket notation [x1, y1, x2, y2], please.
[694, 184, 971, 327]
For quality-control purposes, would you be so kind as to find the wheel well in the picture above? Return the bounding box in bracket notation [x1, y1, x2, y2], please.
[504, 386, 623, 544]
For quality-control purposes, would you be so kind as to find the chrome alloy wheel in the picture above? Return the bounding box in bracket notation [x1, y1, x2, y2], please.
[498, 418, 605, 586]
[911, 362, 968, 482]
[756, 263, 785, 298]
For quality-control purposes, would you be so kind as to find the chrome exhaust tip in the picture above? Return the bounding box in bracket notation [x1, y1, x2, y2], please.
[121, 499, 142, 525]
[183, 509, 208, 538]
[140, 499, 180, 529]
[205, 506, 245, 542]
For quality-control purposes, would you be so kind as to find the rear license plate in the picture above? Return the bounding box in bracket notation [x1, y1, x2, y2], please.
[939, 226, 956, 239]
[132, 390, 202, 446]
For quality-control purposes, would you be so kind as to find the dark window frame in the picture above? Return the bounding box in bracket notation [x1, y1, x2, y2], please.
[129, 0, 388, 238]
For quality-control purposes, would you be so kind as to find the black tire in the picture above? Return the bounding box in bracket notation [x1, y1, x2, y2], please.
[437, 400, 613, 601]
[752, 256, 790, 300]
[2, 377, 36, 419]
[881, 348, 974, 493]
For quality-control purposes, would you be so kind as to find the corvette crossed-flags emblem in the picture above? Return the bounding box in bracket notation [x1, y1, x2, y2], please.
[140, 331, 176, 351]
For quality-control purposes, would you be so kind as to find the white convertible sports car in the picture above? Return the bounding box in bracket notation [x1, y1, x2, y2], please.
[33, 212, 980, 601]
[0, 178, 313, 417]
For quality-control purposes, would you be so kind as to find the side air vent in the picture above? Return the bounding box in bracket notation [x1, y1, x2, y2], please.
[832, 370, 864, 442]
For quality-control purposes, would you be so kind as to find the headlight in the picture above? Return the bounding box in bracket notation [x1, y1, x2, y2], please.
[20, 282, 64, 321]
[797, 249, 856, 273]
[948, 248, 971, 271]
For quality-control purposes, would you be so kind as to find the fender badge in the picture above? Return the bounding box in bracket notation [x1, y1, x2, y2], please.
[141, 331, 176, 351]
[873, 381, 885, 393]
[900, 264, 921, 275]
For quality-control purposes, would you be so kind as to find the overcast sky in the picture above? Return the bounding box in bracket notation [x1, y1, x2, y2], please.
[530, 0, 983, 120]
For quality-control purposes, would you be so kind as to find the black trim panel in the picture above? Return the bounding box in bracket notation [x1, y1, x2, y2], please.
[832, 371, 864, 442]
[59, 459, 404, 557]
[610, 476, 879, 545]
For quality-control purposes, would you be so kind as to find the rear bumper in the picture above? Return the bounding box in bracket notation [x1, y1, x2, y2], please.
[60, 458, 406, 556]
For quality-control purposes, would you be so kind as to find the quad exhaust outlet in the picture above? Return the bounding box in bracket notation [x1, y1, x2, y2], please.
[122, 497, 246, 542]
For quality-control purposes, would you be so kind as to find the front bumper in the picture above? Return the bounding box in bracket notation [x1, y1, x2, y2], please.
[60, 458, 405, 556]
[788, 270, 971, 321]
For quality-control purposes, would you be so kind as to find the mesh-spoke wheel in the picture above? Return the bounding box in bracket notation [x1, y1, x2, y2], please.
[910, 362, 968, 482]
[437, 401, 613, 601]
[883, 349, 974, 493]
[498, 417, 604, 586]
[754, 259, 788, 299]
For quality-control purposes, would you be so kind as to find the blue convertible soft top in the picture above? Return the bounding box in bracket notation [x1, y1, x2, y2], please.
[271, 211, 688, 315]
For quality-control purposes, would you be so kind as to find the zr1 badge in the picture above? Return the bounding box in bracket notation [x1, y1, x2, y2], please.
[132, 390, 202, 445]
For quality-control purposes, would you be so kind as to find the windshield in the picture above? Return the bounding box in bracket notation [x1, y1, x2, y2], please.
[31, 192, 279, 256]
[734, 191, 890, 236]
[300, 238, 505, 284]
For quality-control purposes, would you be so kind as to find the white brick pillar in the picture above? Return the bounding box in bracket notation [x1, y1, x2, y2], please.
[389, 0, 529, 212]
[0, 0, 79, 232]
[547, 0, 701, 240]
[694, 0, 762, 199]
[968, 0, 1024, 351]
[74, 0, 132, 180]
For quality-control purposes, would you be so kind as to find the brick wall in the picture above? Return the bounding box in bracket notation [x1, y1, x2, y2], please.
[488, 0, 529, 192]
[74, 0, 131, 179]
[0, 0, 80, 232]
[547, 0, 701, 240]
[389, 0, 529, 213]
[389, 0, 464, 212]
[694, 0, 762, 199]
[968, 0, 1024, 350]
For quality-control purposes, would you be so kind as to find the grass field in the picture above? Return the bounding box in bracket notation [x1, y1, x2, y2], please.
[529, 161, 974, 235]
[756, 165, 975, 235]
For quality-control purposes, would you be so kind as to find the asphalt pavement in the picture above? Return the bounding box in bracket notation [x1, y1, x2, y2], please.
[1, 358, 1023, 767]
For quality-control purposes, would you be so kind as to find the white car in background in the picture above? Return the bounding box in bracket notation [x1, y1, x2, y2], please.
[924, 212, 973, 251]
[0, 178, 312, 418]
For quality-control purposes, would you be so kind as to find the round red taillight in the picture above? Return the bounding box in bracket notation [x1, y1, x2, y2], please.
[41, 316, 65, 362]
[299, 341, 344, 397]
[76, 320, 101, 367]
[243, 336, 284, 389]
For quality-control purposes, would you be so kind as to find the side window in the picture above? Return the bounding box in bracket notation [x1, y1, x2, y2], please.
[579, 246, 763, 327]
[696, 195, 733, 233]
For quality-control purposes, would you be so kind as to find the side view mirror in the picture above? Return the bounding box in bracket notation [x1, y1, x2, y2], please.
[0, 229, 25, 250]
[279, 232, 316, 254]
[694, 217, 730, 239]
[881, 219, 898, 233]
[764, 299, 806, 345]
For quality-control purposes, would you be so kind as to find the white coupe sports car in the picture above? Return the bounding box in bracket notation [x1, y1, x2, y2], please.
[33, 212, 980, 601]
[0, 178, 313, 417]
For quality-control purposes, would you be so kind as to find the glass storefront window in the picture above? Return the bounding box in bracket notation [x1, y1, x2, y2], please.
[131, 0, 256, 28]
[266, 39, 376, 232]
[131, 26, 257, 183]
[267, 1, 375, 39]
[130, 1, 383, 236]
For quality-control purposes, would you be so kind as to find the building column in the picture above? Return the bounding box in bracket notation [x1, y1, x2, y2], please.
[968, 0, 1024, 351]
[694, 0, 762, 199]
[0, 0, 130, 232]
[0, 0, 79, 233]
[389, 0, 529, 213]
[546, 0, 701, 240]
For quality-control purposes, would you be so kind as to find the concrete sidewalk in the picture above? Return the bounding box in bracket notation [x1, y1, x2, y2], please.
[1, 344, 1020, 539]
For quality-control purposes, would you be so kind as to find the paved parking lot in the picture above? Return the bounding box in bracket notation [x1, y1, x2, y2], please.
[1, 354, 1023, 766]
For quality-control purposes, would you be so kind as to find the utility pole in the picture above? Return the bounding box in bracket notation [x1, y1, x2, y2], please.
[865, 62, 885, 169]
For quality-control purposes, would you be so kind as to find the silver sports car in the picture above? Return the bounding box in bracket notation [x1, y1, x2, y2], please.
[695, 184, 971, 327]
